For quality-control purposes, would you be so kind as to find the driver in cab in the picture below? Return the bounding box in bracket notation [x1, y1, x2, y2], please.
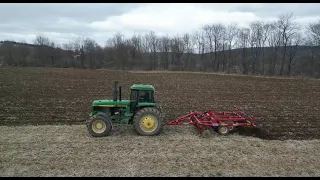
[139, 91, 150, 102]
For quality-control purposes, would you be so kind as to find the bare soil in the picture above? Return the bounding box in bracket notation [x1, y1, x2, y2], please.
[1, 67, 320, 140]
[0, 124, 320, 177]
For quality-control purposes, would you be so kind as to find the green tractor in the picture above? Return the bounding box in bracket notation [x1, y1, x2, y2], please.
[86, 81, 164, 137]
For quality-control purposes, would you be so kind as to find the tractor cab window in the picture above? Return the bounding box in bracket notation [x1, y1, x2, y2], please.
[130, 90, 139, 102]
[139, 91, 154, 103]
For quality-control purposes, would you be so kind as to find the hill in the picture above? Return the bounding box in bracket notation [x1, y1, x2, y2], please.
[0, 40, 319, 78]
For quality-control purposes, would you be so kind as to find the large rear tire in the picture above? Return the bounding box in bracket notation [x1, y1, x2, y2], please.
[87, 113, 112, 137]
[133, 107, 163, 136]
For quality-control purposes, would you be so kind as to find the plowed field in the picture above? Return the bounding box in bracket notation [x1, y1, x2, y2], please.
[1, 67, 320, 140]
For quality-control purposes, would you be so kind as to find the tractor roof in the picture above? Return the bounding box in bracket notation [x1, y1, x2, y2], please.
[130, 84, 155, 91]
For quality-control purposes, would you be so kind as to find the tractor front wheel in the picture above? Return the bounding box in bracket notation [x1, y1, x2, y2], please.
[133, 107, 163, 136]
[87, 114, 112, 137]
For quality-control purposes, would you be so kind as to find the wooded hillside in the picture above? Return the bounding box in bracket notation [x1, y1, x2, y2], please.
[1, 13, 320, 78]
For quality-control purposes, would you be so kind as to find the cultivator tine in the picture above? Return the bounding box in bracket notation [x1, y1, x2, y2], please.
[253, 121, 263, 129]
[234, 105, 237, 111]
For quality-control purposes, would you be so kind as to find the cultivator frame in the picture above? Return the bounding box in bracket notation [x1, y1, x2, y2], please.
[165, 106, 257, 137]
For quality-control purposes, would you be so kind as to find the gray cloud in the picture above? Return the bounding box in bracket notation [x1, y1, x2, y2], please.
[237, 3, 320, 18]
[0, 3, 320, 46]
[0, 3, 143, 44]
[0, 3, 142, 23]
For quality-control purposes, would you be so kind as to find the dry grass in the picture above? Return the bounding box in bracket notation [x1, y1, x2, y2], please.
[1, 124, 320, 177]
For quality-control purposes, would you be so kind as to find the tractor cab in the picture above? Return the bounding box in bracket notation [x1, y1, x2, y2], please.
[130, 84, 155, 113]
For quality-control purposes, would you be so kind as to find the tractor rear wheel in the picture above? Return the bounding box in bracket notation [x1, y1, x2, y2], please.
[87, 114, 112, 137]
[133, 107, 163, 136]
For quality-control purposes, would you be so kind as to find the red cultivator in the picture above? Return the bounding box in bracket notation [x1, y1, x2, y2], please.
[165, 106, 258, 137]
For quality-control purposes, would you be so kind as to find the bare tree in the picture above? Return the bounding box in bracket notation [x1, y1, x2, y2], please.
[182, 33, 193, 70]
[1, 43, 17, 66]
[277, 13, 299, 76]
[237, 28, 251, 74]
[190, 33, 198, 69]
[220, 27, 228, 72]
[158, 35, 171, 70]
[34, 35, 50, 46]
[17, 45, 29, 66]
[111, 32, 130, 70]
[287, 33, 302, 76]
[104, 38, 116, 67]
[249, 21, 263, 74]
[63, 42, 73, 51]
[95, 45, 104, 69]
[260, 23, 272, 74]
[170, 35, 185, 70]
[83, 38, 99, 69]
[306, 20, 320, 77]
[33, 35, 52, 66]
[308, 20, 320, 45]
[128, 34, 143, 67]
[194, 29, 206, 71]
[203, 25, 214, 71]
[62, 42, 75, 67]
[247, 21, 271, 75]
[203, 24, 225, 71]
[140, 34, 150, 69]
[72, 36, 86, 68]
[225, 23, 238, 73]
[212, 24, 225, 71]
[146, 31, 159, 70]
[267, 22, 282, 75]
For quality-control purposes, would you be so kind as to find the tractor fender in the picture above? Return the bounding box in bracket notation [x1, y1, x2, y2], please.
[135, 106, 165, 119]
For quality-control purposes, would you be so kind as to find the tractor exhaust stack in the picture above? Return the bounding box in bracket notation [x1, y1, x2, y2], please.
[119, 86, 122, 101]
[113, 81, 118, 101]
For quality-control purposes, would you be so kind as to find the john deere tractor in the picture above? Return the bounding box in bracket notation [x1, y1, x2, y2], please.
[86, 81, 164, 137]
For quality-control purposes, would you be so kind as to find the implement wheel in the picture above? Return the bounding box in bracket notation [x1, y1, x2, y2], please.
[217, 126, 230, 136]
[201, 129, 211, 138]
[229, 126, 235, 132]
[87, 114, 112, 137]
[133, 107, 163, 136]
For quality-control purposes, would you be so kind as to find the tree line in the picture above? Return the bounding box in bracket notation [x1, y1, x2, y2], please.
[0, 12, 320, 78]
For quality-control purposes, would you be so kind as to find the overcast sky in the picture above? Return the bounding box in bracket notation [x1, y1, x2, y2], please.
[1, 3, 320, 46]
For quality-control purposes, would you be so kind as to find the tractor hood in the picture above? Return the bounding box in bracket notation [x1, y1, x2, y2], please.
[92, 99, 130, 107]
